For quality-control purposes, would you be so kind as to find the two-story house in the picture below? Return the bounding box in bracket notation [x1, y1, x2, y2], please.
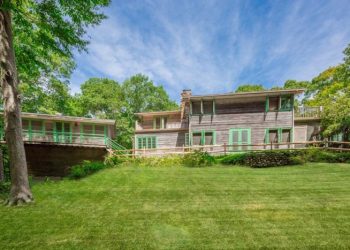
[134, 88, 318, 153]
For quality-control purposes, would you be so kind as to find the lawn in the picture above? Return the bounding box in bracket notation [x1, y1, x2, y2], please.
[1, 163, 350, 249]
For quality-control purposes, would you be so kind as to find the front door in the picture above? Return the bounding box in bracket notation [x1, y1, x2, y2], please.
[229, 128, 251, 151]
[55, 122, 71, 143]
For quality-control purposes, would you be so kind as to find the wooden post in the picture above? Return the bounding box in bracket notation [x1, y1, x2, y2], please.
[0, 148, 4, 182]
[224, 143, 227, 155]
[270, 142, 273, 150]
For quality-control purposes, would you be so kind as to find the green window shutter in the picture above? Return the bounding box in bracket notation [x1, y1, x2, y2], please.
[155, 136, 158, 148]
[278, 128, 282, 143]
[185, 133, 189, 146]
[213, 131, 217, 145]
[153, 118, 156, 129]
[201, 130, 205, 145]
[265, 97, 269, 112]
[264, 128, 269, 143]
[212, 100, 216, 115]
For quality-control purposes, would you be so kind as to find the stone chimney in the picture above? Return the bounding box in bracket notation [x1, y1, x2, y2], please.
[180, 89, 192, 119]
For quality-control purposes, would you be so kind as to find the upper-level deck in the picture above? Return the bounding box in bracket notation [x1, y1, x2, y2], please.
[294, 106, 322, 120]
[0, 112, 116, 147]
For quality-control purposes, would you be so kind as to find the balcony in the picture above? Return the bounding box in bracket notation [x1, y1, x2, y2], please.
[295, 106, 322, 119]
[0, 129, 109, 147]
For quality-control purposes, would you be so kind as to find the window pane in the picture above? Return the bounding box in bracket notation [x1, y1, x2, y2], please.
[155, 117, 161, 129]
[282, 129, 290, 142]
[84, 125, 93, 134]
[147, 137, 152, 148]
[232, 131, 239, 144]
[192, 102, 201, 114]
[151, 137, 156, 148]
[185, 133, 189, 146]
[205, 132, 213, 145]
[64, 123, 70, 133]
[269, 97, 279, 111]
[95, 125, 104, 135]
[163, 117, 167, 129]
[203, 101, 213, 114]
[22, 120, 29, 130]
[138, 138, 142, 148]
[241, 130, 248, 144]
[192, 133, 201, 145]
[269, 130, 278, 143]
[31, 121, 42, 131]
[281, 96, 292, 110]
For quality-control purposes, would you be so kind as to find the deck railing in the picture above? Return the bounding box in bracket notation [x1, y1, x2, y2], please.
[295, 106, 322, 118]
[109, 141, 350, 157]
[0, 129, 108, 146]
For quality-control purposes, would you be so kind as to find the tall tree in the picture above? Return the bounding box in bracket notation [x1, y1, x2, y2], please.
[76, 78, 122, 119]
[305, 44, 350, 139]
[0, 0, 110, 205]
[235, 84, 265, 93]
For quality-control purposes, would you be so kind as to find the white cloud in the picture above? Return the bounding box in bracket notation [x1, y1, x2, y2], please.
[70, 0, 350, 100]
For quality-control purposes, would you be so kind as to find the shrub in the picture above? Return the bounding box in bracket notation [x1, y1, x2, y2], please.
[104, 154, 133, 167]
[244, 150, 299, 168]
[0, 181, 10, 194]
[220, 153, 247, 165]
[182, 150, 215, 167]
[137, 155, 183, 168]
[68, 161, 106, 179]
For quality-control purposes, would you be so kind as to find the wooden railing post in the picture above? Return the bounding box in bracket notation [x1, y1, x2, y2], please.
[270, 142, 273, 150]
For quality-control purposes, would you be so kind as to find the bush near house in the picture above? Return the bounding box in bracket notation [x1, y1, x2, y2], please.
[220, 148, 350, 168]
[68, 161, 107, 179]
[182, 150, 216, 167]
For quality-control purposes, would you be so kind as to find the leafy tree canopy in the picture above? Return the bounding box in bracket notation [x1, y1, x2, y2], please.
[76, 78, 122, 119]
[235, 84, 265, 93]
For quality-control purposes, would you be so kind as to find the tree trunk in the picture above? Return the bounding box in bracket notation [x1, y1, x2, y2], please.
[0, 2, 33, 205]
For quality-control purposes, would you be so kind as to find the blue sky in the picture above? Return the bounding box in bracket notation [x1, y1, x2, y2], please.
[71, 0, 350, 101]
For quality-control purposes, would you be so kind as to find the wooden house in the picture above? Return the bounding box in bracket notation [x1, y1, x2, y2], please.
[134, 89, 324, 153]
[0, 112, 116, 147]
[0, 112, 118, 176]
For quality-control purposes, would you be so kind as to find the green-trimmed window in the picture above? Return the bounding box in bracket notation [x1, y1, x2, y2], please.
[331, 133, 343, 142]
[229, 128, 251, 151]
[280, 95, 293, 111]
[185, 133, 190, 146]
[153, 117, 167, 129]
[265, 128, 292, 143]
[265, 95, 293, 112]
[191, 130, 216, 146]
[191, 100, 215, 115]
[137, 136, 157, 149]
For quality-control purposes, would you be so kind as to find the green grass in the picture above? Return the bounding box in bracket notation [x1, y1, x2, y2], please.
[1, 163, 350, 249]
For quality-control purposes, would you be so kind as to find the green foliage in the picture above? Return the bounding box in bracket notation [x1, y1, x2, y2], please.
[221, 148, 350, 167]
[0, 145, 10, 181]
[122, 74, 178, 114]
[304, 148, 350, 163]
[68, 161, 107, 179]
[75, 78, 122, 118]
[10, 0, 110, 86]
[220, 153, 247, 165]
[244, 150, 301, 168]
[304, 44, 350, 138]
[235, 84, 265, 93]
[182, 150, 215, 167]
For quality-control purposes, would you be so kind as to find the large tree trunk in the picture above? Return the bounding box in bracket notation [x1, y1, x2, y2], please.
[0, 2, 33, 205]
